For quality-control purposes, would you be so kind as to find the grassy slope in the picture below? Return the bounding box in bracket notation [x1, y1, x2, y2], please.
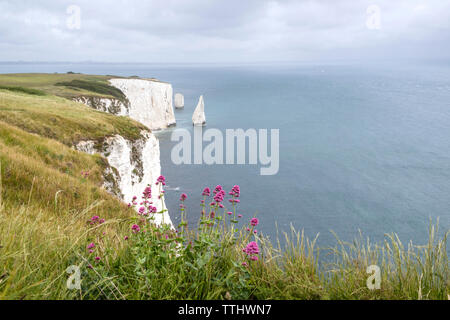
[0, 89, 148, 145]
[0, 75, 144, 299]
[0, 73, 119, 100]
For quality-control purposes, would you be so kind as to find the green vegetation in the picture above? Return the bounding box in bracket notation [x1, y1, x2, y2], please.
[0, 121, 135, 299]
[0, 73, 125, 101]
[74, 182, 448, 300]
[55, 80, 127, 103]
[0, 85, 46, 96]
[0, 74, 448, 300]
[0, 88, 147, 145]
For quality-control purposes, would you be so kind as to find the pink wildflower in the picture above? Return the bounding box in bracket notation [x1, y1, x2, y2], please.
[214, 185, 223, 194]
[214, 190, 226, 203]
[132, 224, 141, 233]
[202, 188, 211, 197]
[180, 193, 188, 202]
[251, 218, 259, 227]
[143, 186, 152, 199]
[156, 175, 166, 186]
[244, 242, 260, 256]
[230, 185, 240, 198]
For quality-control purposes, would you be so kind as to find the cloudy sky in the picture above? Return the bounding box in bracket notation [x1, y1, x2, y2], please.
[0, 0, 449, 63]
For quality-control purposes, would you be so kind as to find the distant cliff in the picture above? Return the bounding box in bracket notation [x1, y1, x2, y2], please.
[75, 78, 176, 130]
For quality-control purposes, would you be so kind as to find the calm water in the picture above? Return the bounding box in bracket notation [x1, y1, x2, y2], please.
[1, 62, 449, 248]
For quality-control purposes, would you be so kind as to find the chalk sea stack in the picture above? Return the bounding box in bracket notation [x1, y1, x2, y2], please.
[192, 95, 206, 126]
[174, 93, 184, 109]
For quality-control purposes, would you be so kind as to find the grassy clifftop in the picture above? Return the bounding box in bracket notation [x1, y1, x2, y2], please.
[0, 84, 148, 145]
[0, 73, 166, 102]
[0, 73, 122, 101]
[0, 74, 147, 298]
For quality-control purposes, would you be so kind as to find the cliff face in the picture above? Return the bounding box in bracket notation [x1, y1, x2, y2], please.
[73, 78, 176, 130]
[76, 131, 173, 227]
[73, 96, 129, 116]
[109, 79, 176, 130]
[71, 78, 177, 227]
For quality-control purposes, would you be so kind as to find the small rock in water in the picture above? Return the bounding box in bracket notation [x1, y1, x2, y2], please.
[174, 93, 184, 109]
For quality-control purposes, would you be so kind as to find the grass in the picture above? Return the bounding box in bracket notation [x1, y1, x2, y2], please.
[0, 83, 149, 299]
[0, 85, 46, 96]
[2, 171, 446, 300]
[76, 189, 447, 300]
[54, 80, 128, 103]
[0, 73, 129, 101]
[0, 89, 148, 145]
[0, 123, 135, 299]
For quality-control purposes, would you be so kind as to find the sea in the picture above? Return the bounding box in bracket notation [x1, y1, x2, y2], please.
[1, 61, 449, 249]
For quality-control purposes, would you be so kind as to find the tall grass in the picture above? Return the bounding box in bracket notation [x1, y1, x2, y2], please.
[77, 184, 449, 301]
[0, 120, 136, 299]
[0, 173, 448, 300]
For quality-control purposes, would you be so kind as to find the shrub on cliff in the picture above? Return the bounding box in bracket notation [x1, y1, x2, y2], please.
[55, 80, 127, 103]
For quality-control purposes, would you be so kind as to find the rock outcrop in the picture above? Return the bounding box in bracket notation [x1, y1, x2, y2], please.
[192, 95, 206, 126]
[76, 131, 173, 227]
[73, 96, 129, 116]
[174, 93, 184, 109]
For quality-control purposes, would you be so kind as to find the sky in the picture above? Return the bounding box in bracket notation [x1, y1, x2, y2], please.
[0, 0, 449, 63]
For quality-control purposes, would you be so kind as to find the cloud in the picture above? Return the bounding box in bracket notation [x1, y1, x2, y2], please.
[0, 0, 448, 63]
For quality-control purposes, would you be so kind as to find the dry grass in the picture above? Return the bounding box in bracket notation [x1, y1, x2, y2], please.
[0, 123, 134, 299]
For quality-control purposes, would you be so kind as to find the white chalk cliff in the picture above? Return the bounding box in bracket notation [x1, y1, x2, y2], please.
[74, 78, 176, 130]
[73, 96, 129, 116]
[109, 79, 176, 130]
[174, 93, 184, 109]
[76, 131, 173, 227]
[192, 95, 206, 126]
[73, 78, 177, 227]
